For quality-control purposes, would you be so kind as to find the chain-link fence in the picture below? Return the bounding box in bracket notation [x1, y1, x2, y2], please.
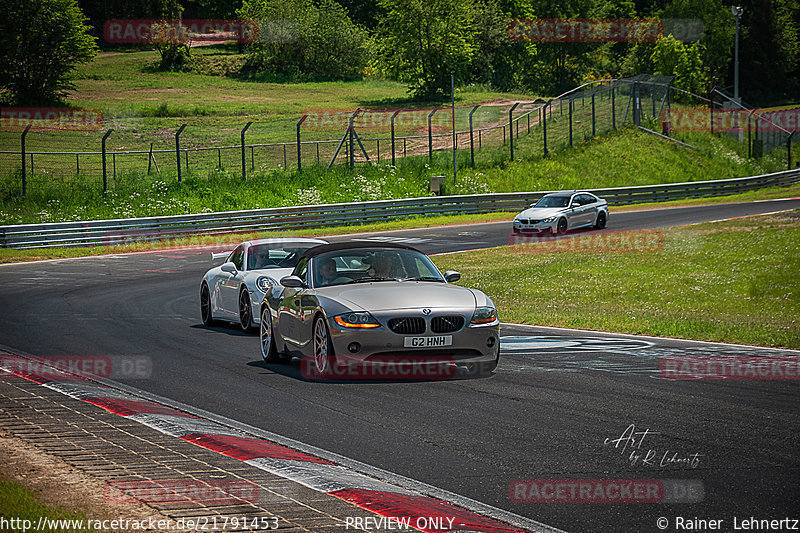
[1, 75, 797, 198]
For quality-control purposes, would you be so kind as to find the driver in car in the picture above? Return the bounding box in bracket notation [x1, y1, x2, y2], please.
[317, 258, 349, 286]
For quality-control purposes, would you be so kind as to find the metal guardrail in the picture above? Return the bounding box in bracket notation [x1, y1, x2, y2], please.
[2, 169, 799, 249]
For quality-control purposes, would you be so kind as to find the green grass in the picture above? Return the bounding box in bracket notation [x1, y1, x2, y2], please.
[432, 210, 800, 349]
[1, 125, 790, 225]
[0, 479, 99, 533]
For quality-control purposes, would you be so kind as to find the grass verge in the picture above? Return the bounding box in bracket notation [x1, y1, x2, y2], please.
[0, 479, 98, 532]
[433, 210, 800, 349]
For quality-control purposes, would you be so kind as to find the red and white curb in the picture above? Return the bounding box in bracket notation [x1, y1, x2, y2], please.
[1, 356, 565, 533]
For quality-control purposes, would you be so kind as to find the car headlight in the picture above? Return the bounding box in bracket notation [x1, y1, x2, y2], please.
[470, 307, 498, 326]
[334, 312, 381, 329]
[542, 216, 556, 223]
[256, 276, 278, 292]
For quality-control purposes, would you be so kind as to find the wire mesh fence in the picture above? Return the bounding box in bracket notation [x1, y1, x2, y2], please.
[1, 75, 797, 198]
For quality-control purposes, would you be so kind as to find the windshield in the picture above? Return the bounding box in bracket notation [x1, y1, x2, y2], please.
[247, 244, 314, 270]
[534, 195, 571, 208]
[312, 248, 444, 287]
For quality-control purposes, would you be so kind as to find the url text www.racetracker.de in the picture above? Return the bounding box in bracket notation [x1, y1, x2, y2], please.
[0, 516, 280, 532]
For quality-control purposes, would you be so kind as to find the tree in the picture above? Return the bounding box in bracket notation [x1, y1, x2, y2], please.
[377, 0, 478, 98]
[238, 0, 369, 80]
[651, 34, 705, 94]
[0, 0, 98, 105]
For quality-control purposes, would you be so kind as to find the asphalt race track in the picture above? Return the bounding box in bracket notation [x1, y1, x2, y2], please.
[1, 199, 799, 533]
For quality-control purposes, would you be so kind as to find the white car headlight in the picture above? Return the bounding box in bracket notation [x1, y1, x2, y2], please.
[256, 276, 278, 292]
[470, 307, 498, 326]
[542, 216, 556, 223]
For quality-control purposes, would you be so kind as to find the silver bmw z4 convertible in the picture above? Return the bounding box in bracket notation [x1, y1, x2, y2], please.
[258, 242, 500, 378]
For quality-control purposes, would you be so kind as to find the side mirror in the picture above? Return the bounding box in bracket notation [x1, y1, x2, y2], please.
[444, 270, 461, 283]
[280, 275, 305, 288]
[220, 262, 238, 274]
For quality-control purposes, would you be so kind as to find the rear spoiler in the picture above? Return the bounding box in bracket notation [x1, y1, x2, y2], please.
[211, 251, 230, 260]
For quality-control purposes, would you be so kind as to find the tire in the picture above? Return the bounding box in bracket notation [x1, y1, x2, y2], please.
[312, 315, 337, 378]
[200, 283, 216, 326]
[594, 211, 607, 229]
[239, 288, 255, 333]
[260, 306, 281, 363]
[555, 217, 568, 235]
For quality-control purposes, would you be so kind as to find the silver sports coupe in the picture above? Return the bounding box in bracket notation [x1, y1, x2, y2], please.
[258, 242, 500, 378]
[200, 238, 328, 332]
[513, 191, 609, 235]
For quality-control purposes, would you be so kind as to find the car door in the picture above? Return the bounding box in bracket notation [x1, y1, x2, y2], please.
[580, 194, 600, 226]
[566, 194, 586, 227]
[218, 245, 244, 316]
[277, 257, 308, 349]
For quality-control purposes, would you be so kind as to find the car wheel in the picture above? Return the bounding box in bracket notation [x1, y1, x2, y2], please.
[239, 288, 255, 333]
[200, 283, 216, 326]
[260, 306, 281, 363]
[312, 316, 337, 377]
[594, 211, 607, 229]
[556, 217, 568, 235]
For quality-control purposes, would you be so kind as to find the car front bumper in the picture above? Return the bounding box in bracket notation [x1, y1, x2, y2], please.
[513, 220, 556, 233]
[326, 312, 500, 365]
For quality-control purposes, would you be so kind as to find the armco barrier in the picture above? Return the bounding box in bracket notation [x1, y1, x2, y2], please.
[1, 169, 799, 249]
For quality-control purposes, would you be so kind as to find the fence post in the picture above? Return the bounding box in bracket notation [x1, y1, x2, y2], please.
[428, 108, 439, 162]
[175, 124, 186, 183]
[508, 102, 519, 161]
[543, 101, 549, 156]
[20, 125, 30, 196]
[591, 93, 596, 137]
[240, 122, 252, 179]
[652, 86, 656, 119]
[788, 132, 796, 170]
[612, 86, 616, 129]
[709, 90, 714, 134]
[101, 129, 113, 193]
[568, 98, 573, 147]
[390, 110, 401, 166]
[747, 110, 755, 158]
[148, 143, 154, 174]
[296, 115, 307, 171]
[469, 105, 479, 167]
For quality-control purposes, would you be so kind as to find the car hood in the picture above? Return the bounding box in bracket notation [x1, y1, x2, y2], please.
[319, 282, 478, 311]
[515, 207, 567, 219]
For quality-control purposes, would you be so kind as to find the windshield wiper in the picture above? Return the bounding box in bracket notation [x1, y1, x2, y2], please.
[398, 276, 443, 282]
[352, 276, 397, 283]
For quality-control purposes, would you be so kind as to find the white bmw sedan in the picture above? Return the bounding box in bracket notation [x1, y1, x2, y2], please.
[513, 191, 609, 235]
[200, 238, 328, 332]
